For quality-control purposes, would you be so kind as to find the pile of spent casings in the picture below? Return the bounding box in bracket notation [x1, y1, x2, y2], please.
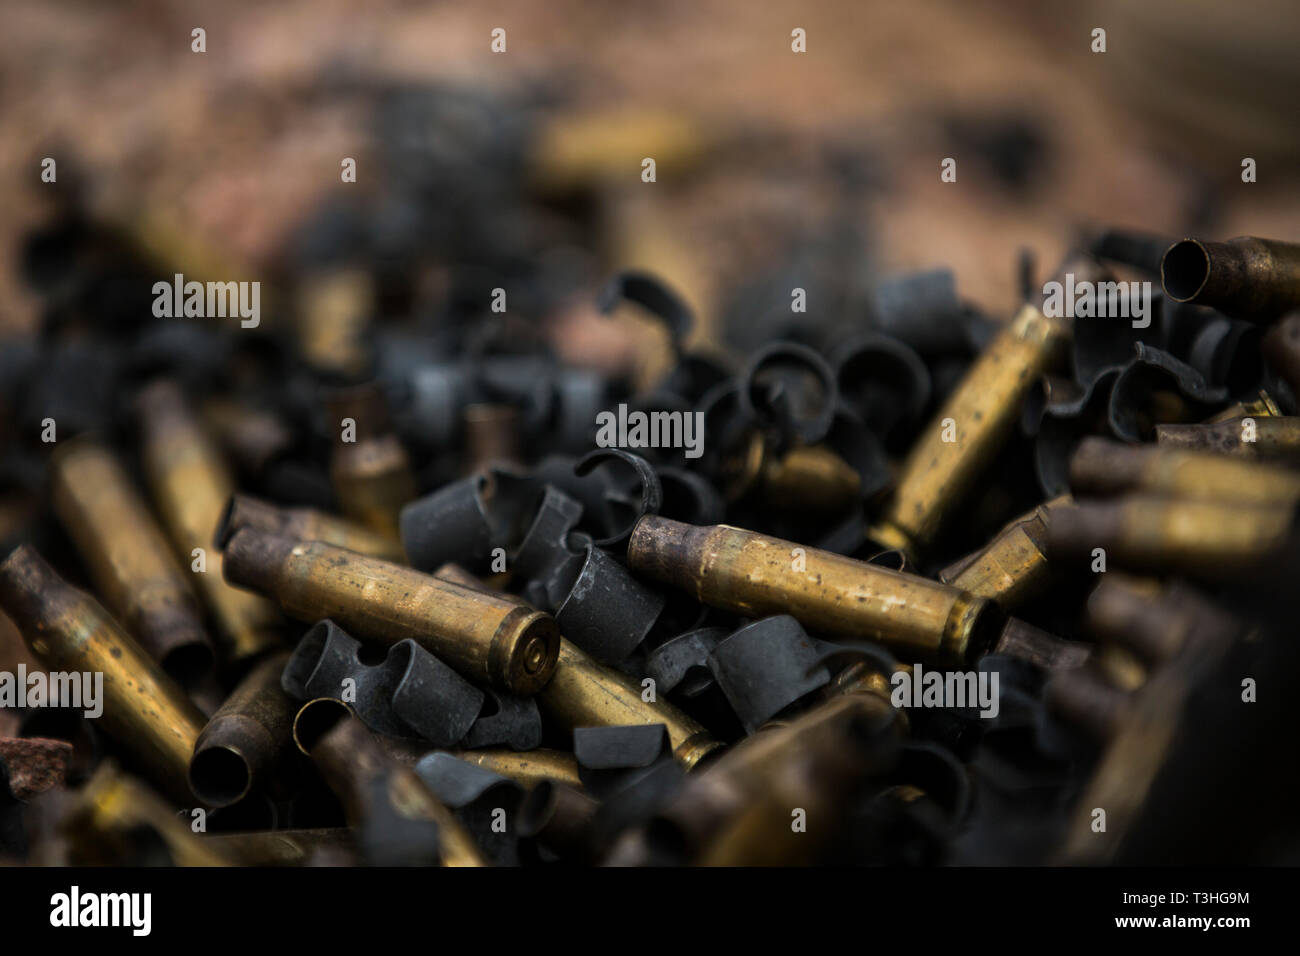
[3, 87, 1300, 867]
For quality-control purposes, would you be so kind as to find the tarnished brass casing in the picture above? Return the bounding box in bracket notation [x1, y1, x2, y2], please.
[189, 652, 297, 807]
[1048, 496, 1293, 577]
[1070, 437, 1300, 506]
[648, 693, 899, 865]
[326, 384, 417, 545]
[49, 436, 213, 679]
[1155, 416, 1300, 467]
[222, 529, 558, 694]
[448, 748, 584, 789]
[59, 763, 233, 866]
[137, 380, 283, 669]
[939, 496, 1069, 609]
[433, 562, 722, 769]
[868, 302, 1071, 557]
[219, 493, 406, 562]
[1161, 236, 1300, 321]
[302, 708, 486, 867]
[627, 516, 1001, 666]
[0, 545, 207, 800]
[541, 639, 722, 769]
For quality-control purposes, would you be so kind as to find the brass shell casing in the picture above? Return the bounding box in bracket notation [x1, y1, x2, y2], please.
[222, 529, 558, 694]
[868, 303, 1071, 558]
[939, 496, 1069, 609]
[49, 436, 213, 678]
[1155, 416, 1300, 467]
[431, 562, 722, 769]
[1048, 495, 1293, 577]
[305, 711, 486, 867]
[628, 516, 1001, 667]
[448, 748, 584, 790]
[60, 763, 233, 866]
[1070, 437, 1300, 506]
[326, 384, 417, 546]
[219, 493, 406, 562]
[1161, 236, 1300, 321]
[0, 545, 207, 801]
[137, 381, 283, 669]
[540, 639, 723, 770]
[189, 652, 297, 807]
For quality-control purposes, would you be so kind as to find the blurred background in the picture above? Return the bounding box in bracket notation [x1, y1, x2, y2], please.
[2, 0, 1298, 350]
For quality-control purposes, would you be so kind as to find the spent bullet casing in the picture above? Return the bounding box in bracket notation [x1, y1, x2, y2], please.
[1161, 236, 1300, 321]
[627, 516, 1002, 667]
[189, 652, 297, 807]
[1155, 416, 1300, 467]
[1048, 495, 1294, 577]
[868, 300, 1072, 557]
[59, 762, 233, 867]
[0, 545, 207, 801]
[939, 496, 1068, 609]
[327, 384, 417, 546]
[299, 706, 486, 867]
[222, 528, 558, 694]
[219, 493, 406, 561]
[49, 437, 213, 680]
[432, 561, 722, 769]
[646, 693, 899, 865]
[449, 748, 583, 790]
[1069, 436, 1300, 506]
[137, 380, 284, 668]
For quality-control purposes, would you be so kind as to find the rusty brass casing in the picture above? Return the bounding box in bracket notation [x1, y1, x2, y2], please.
[49, 436, 213, 680]
[1155, 416, 1300, 467]
[1160, 236, 1300, 321]
[189, 652, 296, 807]
[222, 529, 558, 694]
[868, 302, 1071, 558]
[432, 561, 722, 769]
[628, 516, 1002, 666]
[1043, 665, 1131, 742]
[647, 693, 899, 865]
[939, 496, 1069, 609]
[1048, 495, 1293, 577]
[0, 545, 206, 801]
[219, 493, 406, 562]
[137, 381, 283, 669]
[993, 617, 1093, 671]
[326, 384, 417, 545]
[303, 709, 486, 867]
[448, 748, 584, 790]
[1069, 437, 1300, 506]
[59, 763, 233, 866]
